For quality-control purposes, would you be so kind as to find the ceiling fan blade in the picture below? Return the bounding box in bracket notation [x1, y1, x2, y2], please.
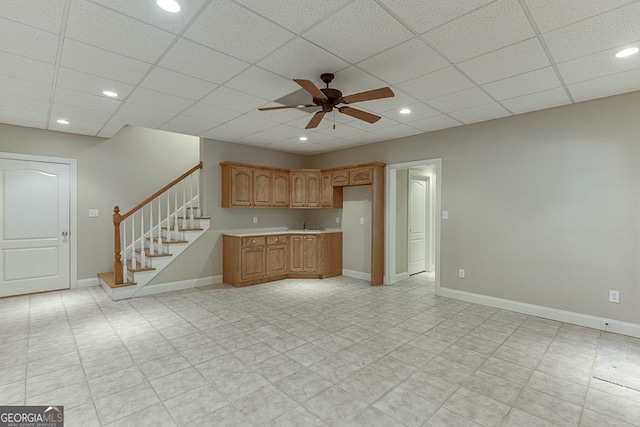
[339, 107, 381, 124]
[342, 87, 394, 104]
[294, 79, 327, 100]
[306, 111, 326, 129]
[259, 104, 316, 111]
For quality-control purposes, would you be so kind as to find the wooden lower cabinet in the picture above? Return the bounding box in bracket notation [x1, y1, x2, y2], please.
[223, 232, 342, 287]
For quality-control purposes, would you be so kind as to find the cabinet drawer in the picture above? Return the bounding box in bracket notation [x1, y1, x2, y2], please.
[242, 236, 266, 247]
[331, 170, 349, 186]
[350, 167, 373, 185]
[267, 235, 287, 245]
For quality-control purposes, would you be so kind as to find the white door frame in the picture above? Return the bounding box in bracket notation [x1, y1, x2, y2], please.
[385, 158, 442, 295]
[0, 152, 78, 289]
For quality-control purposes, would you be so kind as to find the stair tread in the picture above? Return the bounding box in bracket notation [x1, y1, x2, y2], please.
[98, 272, 136, 288]
[135, 248, 172, 257]
[148, 238, 188, 244]
[126, 260, 155, 272]
[176, 216, 210, 219]
[161, 227, 204, 231]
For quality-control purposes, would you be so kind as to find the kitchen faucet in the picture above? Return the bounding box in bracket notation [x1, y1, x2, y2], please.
[302, 221, 306, 230]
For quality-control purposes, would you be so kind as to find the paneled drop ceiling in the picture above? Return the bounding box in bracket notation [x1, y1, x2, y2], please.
[1, 0, 639, 154]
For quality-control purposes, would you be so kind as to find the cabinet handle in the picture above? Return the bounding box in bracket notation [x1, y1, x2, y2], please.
[275, 238, 279, 242]
[252, 239, 257, 244]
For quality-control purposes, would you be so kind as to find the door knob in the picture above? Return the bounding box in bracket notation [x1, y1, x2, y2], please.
[62, 231, 69, 237]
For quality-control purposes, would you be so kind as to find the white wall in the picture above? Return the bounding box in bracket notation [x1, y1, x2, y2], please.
[307, 91, 640, 326]
[341, 186, 372, 277]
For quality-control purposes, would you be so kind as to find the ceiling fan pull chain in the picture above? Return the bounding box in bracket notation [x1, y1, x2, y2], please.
[333, 109, 336, 129]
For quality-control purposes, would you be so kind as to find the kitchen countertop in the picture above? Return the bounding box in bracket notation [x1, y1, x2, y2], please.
[222, 228, 342, 237]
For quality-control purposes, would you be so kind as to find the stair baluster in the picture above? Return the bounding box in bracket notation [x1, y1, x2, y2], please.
[190, 174, 195, 228]
[158, 197, 163, 250]
[131, 215, 137, 270]
[140, 208, 145, 267]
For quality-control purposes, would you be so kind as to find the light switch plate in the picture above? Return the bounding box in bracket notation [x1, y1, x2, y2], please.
[442, 211, 449, 220]
[359, 217, 365, 225]
[89, 209, 99, 218]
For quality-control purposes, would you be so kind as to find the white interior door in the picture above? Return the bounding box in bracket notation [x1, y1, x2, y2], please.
[408, 175, 427, 275]
[0, 159, 70, 297]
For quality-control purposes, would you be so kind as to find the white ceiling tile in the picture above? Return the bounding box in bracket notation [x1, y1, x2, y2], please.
[236, 134, 275, 146]
[557, 44, 640, 85]
[0, 17, 59, 63]
[302, 0, 414, 63]
[48, 117, 103, 134]
[344, 131, 389, 144]
[543, 2, 640, 63]
[397, 67, 474, 101]
[90, 0, 209, 34]
[97, 123, 123, 139]
[347, 115, 399, 131]
[257, 38, 349, 80]
[182, 103, 242, 123]
[141, 67, 217, 100]
[482, 67, 561, 100]
[448, 102, 511, 123]
[407, 114, 462, 132]
[357, 38, 449, 85]
[0, 93, 49, 113]
[234, 0, 350, 33]
[333, 67, 389, 95]
[48, 124, 98, 136]
[224, 114, 280, 132]
[373, 124, 424, 139]
[66, 0, 175, 63]
[51, 103, 113, 124]
[110, 104, 177, 128]
[424, 0, 535, 62]
[201, 87, 269, 113]
[159, 38, 249, 84]
[426, 87, 494, 113]
[161, 115, 220, 136]
[56, 67, 135, 100]
[381, 0, 495, 34]
[285, 112, 354, 131]
[315, 123, 363, 138]
[360, 90, 419, 114]
[60, 39, 152, 84]
[249, 104, 311, 123]
[254, 124, 306, 141]
[201, 124, 257, 142]
[126, 87, 194, 113]
[0, 106, 47, 127]
[184, 0, 294, 63]
[567, 68, 640, 102]
[0, 52, 54, 85]
[501, 87, 571, 114]
[457, 38, 550, 84]
[0, 0, 65, 34]
[385, 102, 441, 122]
[0, 75, 50, 101]
[524, 0, 636, 33]
[225, 67, 300, 101]
[54, 88, 121, 113]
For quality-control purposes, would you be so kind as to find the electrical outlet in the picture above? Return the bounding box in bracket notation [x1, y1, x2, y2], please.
[88, 209, 99, 218]
[609, 290, 620, 303]
[442, 211, 449, 220]
[458, 269, 465, 279]
[252, 217, 258, 224]
[359, 217, 365, 225]
[336, 217, 340, 224]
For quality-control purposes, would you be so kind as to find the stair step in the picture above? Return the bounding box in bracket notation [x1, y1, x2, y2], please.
[176, 216, 210, 220]
[98, 272, 136, 288]
[135, 248, 172, 258]
[147, 237, 188, 244]
[161, 227, 204, 232]
[126, 260, 155, 273]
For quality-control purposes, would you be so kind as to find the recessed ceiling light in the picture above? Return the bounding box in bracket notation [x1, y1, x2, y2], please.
[615, 47, 639, 58]
[102, 90, 118, 97]
[157, 0, 180, 13]
[399, 108, 411, 114]
[56, 119, 70, 125]
[299, 136, 308, 141]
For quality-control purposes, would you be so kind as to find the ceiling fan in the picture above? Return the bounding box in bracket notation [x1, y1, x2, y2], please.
[259, 73, 394, 129]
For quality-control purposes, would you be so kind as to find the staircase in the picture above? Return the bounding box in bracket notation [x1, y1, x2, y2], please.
[98, 162, 210, 300]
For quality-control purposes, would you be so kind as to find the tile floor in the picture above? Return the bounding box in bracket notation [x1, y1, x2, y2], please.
[1, 273, 639, 426]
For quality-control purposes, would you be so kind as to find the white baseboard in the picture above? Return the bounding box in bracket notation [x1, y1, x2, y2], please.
[440, 287, 640, 339]
[76, 278, 99, 288]
[133, 276, 222, 297]
[395, 272, 409, 282]
[342, 269, 371, 281]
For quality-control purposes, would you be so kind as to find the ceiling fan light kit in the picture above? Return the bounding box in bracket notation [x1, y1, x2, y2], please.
[259, 73, 395, 130]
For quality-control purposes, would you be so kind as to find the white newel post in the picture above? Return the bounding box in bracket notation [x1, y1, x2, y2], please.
[140, 208, 146, 267]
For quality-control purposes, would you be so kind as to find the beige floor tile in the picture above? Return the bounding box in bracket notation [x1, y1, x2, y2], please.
[149, 366, 209, 401]
[584, 388, 640, 426]
[94, 382, 160, 425]
[527, 370, 588, 406]
[444, 387, 511, 427]
[425, 407, 481, 426]
[303, 385, 369, 425]
[374, 386, 440, 426]
[233, 384, 298, 425]
[514, 387, 583, 427]
[463, 371, 523, 405]
[105, 402, 176, 427]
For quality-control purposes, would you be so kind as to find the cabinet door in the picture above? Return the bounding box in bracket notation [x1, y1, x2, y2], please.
[303, 235, 319, 273]
[253, 169, 271, 207]
[290, 173, 306, 207]
[289, 235, 304, 272]
[272, 171, 290, 207]
[321, 173, 333, 208]
[305, 172, 321, 207]
[231, 166, 252, 206]
[266, 244, 287, 276]
[349, 167, 373, 185]
[241, 246, 265, 280]
[331, 170, 349, 186]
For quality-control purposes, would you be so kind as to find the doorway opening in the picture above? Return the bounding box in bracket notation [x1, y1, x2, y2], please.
[385, 158, 441, 295]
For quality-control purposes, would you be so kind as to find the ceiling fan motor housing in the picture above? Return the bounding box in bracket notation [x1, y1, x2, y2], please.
[314, 88, 343, 111]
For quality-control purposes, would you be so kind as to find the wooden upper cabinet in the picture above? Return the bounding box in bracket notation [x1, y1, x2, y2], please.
[272, 171, 290, 207]
[349, 167, 373, 185]
[331, 170, 349, 187]
[230, 166, 252, 207]
[290, 170, 320, 207]
[321, 173, 333, 207]
[253, 169, 271, 207]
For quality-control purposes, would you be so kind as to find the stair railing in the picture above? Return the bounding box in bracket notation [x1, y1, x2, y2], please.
[113, 161, 203, 285]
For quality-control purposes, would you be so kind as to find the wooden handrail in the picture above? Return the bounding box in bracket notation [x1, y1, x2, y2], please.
[119, 161, 203, 222]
